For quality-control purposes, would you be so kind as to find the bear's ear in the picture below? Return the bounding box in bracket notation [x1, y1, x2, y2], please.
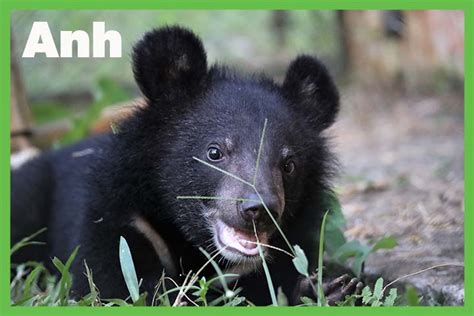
[132, 26, 208, 102]
[282, 55, 339, 130]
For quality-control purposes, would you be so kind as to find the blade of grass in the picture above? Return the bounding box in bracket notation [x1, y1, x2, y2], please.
[192, 157, 253, 186]
[21, 264, 44, 301]
[317, 211, 329, 306]
[251, 118, 295, 255]
[165, 276, 198, 306]
[177, 196, 260, 203]
[253, 118, 268, 186]
[207, 273, 240, 285]
[253, 221, 278, 306]
[156, 281, 199, 304]
[83, 260, 99, 306]
[173, 245, 229, 306]
[119, 236, 140, 303]
[173, 270, 193, 306]
[208, 288, 243, 306]
[253, 188, 295, 255]
[382, 262, 464, 294]
[10, 228, 47, 255]
[133, 293, 148, 306]
[52, 246, 79, 305]
[152, 271, 169, 306]
[102, 298, 132, 306]
[243, 241, 294, 258]
[12, 295, 40, 306]
[199, 247, 234, 299]
[251, 119, 296, 255]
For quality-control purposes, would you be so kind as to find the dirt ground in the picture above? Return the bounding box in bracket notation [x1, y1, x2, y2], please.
[329, 87, 464, 305]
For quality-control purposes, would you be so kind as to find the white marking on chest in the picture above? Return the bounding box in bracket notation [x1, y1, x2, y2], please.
[10, 147, 40, 170]
[71, 148, 95, 158]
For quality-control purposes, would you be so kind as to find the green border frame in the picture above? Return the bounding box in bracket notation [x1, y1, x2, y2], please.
[0, 1, 472, 315]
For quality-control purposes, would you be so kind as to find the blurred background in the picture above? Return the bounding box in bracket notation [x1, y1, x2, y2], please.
[10, 10, 464, 305]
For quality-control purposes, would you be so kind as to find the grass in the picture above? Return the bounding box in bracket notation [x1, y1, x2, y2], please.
[10, 221, 463, 307]
[253, 221, 278, 306]
[30, 102, 75, 125]
[28, 78, 131, 148]
[8, 217, 406, 307]
[10, 117, 463, 306]
[317, 212, 329, 306]
[59, 78, 130, 145]
[10, 227, 47, 256]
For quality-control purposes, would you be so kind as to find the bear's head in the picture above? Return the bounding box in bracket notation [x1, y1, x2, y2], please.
[121, 26, 339, 269]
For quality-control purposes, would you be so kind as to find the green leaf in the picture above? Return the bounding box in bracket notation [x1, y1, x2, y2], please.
[300, 296, 316, 305]
[64, 246, 79, 270]
[22, 264, 44, 301]
[199, 277, 207, 288]
[292, 245, 309, 277]
[352, 254, 368, 278]
[405, 285, 421, 306]
[277, 287, 289, 306]
[13, 295, 39, 306]
[77, 293, 95, 306]
[51, 246, 79, 305]
[133, 293, 148, 306]
[52, 257, 65, 271]
[103, 298, 132, 306]
[373, 277, 384, 300]
[119, 236, 140, 303]
[333, 240, 369, 262]
[195, 277, 209, 306]
[324, 192, 346, 227]
[372, 236, 398, 251]
[335, 294, 358, 306]
[371, 300, 383, 307]
[384, 288, 398, 306]
[361, 286, 373, 304]
[333, 240, 371, 277]
[324, 228, 347, 257]
[199, 247, 231, 296]
[323, 192, 347, 256]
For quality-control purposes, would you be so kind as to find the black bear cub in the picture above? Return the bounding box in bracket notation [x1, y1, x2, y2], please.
[12, 26, 360, 305]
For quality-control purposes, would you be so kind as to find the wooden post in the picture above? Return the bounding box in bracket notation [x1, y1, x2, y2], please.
[10, 33, 34, 152]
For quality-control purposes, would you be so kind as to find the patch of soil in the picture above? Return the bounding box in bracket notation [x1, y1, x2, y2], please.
[330, 87, 464, 305]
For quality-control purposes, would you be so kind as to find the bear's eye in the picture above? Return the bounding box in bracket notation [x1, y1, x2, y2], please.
[283, 159, 296, 174]
[207, 146, 224, 162]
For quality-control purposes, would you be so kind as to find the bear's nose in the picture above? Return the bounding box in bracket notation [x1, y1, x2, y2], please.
[240, 193, 278, 224]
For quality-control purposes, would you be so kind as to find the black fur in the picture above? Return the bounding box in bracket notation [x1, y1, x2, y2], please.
[132, 26, 208, 102]
[11, 26, 340, 305]
[282, 55, 340, 130]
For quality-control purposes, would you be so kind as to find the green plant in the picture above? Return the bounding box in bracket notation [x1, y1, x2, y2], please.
[30, 102, 75, 125]
[331, 236, 398, 277]
[60, 77, 130, 145]
[11, 244, 80, 306]
[336, 277, 399, 307]
[10, 227, 47, 256]
[14, 117, 458, 307]
[118, 236, 140, 303]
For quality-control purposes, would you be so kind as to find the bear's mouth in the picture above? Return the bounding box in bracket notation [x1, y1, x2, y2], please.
[214, 219, 268, 258]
